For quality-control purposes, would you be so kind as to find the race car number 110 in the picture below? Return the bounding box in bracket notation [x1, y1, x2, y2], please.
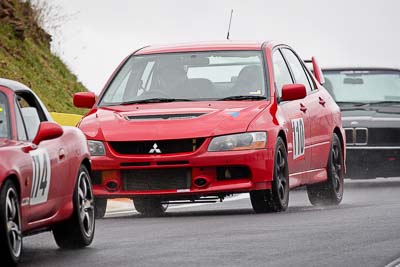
[29, 148, 51, 205]
[292, 118, 305, 159]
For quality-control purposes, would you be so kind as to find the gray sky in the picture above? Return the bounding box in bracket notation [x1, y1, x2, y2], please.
[49, 0, 400, 93]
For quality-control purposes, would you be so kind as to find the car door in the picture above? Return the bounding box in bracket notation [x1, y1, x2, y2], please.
[281, 49, 332, 173]
[302, 74, 332, 172]
[272, 49, 311, 184]
[15, 92, 69, 222]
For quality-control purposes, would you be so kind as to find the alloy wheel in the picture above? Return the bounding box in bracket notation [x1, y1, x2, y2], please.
[276, 148, 288, 201]
[5, 187, 22, 258]
[78, 172, 95, 237]
[331, 144, 343, 194]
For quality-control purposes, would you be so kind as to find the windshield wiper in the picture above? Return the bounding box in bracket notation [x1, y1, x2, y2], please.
[119, 98, 192, 105]
[368, 101, 400, 105]
[217, 95, 267, 101]
[336, 101, 370, 106]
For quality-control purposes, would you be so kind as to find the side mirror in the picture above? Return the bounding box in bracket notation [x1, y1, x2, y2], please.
[32, 122, 63, 145]
[281, 84, 307, 101]
[311, 56, 325, 85]
[73, 92, 96, 108]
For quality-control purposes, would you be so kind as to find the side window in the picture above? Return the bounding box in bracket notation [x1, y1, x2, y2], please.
[0, 92, 10, 139]
[272, 50, 293, 98]
[16, 92, 45, 140]
[14, 101, 28, 141]
[281, 49, 312, 93]
[16, 92, 47, 121]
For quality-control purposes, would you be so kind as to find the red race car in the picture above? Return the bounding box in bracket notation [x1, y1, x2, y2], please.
[0, 79, 95, 265]
[74, 41, 346, 218]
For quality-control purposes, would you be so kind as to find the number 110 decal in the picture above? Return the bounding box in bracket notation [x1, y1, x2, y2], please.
[292, 118, 305, 159]
[29, 148, 51, 205]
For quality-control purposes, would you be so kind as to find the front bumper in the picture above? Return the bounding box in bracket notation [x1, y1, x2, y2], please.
[346, 146, 400, 179]
[91, 148, 274, 198]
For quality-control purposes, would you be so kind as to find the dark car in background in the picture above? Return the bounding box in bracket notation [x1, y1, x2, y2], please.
[323, 68, 400, 179]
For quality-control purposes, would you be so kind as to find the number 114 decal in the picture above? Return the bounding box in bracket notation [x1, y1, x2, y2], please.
[292, 118, 305, 159]
[29, 148, 51, 205]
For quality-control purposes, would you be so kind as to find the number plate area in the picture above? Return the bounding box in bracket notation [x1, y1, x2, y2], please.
[122, 168, 192, 191]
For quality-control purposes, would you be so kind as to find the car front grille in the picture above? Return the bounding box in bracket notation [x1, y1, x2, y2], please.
[345, 128, 368, 145]
[345, 127, 400, 146]
[368, 128, 400, 146]
[122, 168, 191, 191]
[109, 138, 206, 155]
[345, 129, 354, 143]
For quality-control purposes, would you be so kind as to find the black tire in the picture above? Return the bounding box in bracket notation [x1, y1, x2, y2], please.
[94, 198, 107, 219]
[0, 180, 22, 266]
[250, 137, 289, 213]
[133, 197, 168, 217]
[53, 165, 95, 249]
[307, 133, 344, 206]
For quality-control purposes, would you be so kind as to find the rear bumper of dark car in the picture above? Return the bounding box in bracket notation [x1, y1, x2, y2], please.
[345, 147, 400, 179]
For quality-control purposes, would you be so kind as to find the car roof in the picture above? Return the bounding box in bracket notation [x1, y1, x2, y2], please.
[323, 67, 400, 72]
[0, 78, 32, 93]
[134, 40, 272, 55]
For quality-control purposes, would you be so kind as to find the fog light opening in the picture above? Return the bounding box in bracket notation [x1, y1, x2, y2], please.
[193, 177, 209, 188]
[105, 180, 119, 192]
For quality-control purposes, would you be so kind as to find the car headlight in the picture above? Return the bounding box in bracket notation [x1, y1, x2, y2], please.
[88, 140, 106, 156]
[208, 132, 267, 152]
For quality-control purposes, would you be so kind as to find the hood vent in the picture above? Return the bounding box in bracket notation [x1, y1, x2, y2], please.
[126, 113, 206, 121]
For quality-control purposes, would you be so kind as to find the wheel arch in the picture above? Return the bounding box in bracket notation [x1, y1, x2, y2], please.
[277, 129, 288, 150]
[333, 127, 344, 156]
[81, 158, 92, 175]
[3, 174, 21, 199]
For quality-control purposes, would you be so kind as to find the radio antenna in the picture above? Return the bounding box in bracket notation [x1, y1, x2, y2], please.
[226, 9, 233, 40]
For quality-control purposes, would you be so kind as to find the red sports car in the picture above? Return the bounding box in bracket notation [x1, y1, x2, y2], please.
[0, 79, 95, 265]
[73, 41, 346, 218]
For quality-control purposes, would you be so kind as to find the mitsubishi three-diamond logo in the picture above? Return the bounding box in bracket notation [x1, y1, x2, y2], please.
[149, 143, 161, 154]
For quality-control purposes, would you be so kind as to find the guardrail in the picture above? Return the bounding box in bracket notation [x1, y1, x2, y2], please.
[50, 112, 82, 126]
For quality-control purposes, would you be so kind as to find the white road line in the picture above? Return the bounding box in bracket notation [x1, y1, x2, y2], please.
[168, 193, 249, 210]
[385, 257, 400, 267]
[105, 194, 249, 217]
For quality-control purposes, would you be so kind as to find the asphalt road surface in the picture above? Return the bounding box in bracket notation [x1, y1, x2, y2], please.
[19, 179, 400, 267]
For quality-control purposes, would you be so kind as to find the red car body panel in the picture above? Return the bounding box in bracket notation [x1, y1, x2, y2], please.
[0, 81, 91, 235]
[78, 41, 345, 199]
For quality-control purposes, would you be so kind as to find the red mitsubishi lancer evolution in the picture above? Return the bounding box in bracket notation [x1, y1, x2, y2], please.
[0, 79, 95, 265]
[73, 41, 346, 217]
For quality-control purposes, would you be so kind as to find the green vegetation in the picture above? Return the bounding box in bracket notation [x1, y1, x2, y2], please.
[0, 0, 87, 114]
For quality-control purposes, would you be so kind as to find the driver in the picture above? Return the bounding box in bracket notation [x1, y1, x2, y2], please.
[155, 59, 188, 97]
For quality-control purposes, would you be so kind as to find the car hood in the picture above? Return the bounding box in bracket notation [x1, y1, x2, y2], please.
[341, 106, 400, 128]
[80, 101, 270, 141]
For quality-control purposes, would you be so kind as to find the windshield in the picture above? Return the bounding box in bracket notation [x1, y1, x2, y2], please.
[0, 92, 10, 139]
[323, 69, 400, 104]
[99, 51, 266, 105]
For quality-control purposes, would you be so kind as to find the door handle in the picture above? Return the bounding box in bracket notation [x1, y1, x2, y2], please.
[319, 97, 326, 106]
[59, 148, 66, 160]
[300, 103, 307, 113]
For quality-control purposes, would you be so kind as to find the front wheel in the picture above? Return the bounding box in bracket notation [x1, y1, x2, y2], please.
[133, 197, 168, 217]
[307, 133, 344, 206]
[53, 165, 95, 249]
[250, 137, 289, 213]
[0, 180, 22, 266]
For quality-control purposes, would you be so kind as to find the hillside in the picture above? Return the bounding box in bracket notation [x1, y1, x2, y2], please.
[0, 0, 87, 114]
